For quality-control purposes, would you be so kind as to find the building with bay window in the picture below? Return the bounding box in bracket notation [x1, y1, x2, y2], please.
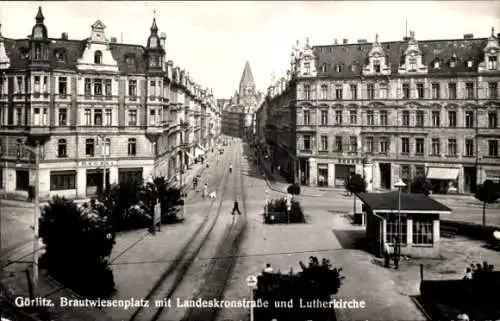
[259, 29, 500, 193]
[0, 6, 220, 198]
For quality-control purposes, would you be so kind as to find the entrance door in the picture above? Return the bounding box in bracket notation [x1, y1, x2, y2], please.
[379, 163, 391, 189]
[463, 166, 477, 193]
[317, 164, 328, 187]
[16, 170, 29, 191]
[86, 169, 109, 196]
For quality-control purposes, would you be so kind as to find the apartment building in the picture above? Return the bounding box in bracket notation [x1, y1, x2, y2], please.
[0, 7, 220, 199]
[259, 30, 500, 193]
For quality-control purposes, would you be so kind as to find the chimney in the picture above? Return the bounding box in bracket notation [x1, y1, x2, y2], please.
[343, 39, 348, 44]
[110, 37, 117, 43]
[357, 39, 367, 43]
[463, 34, 474, 39]
[403, 36, 411, 41]
[334, 38, 338, 45]
[61, 32, 68, 40]
[160, 32, 166, 48]
[497, 33, 500, 39]
[167, 60, 173, 66]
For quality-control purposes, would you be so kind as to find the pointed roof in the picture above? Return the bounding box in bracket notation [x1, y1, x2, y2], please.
[150, 18, 158, 34]
[36, 6, 44, 23]
[239, 61, 255, 89]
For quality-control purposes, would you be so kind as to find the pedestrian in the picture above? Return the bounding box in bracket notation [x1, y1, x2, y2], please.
[231, 199, 241, 215]
[383, 242, 392, 268]
[203, 183, 208, 198]
[393, 236, 399, 269]
[263, 263, 274, 273]
[193, 177, 198, 190]
[229, 164, 233, 173]
[463, 267, 473, 280]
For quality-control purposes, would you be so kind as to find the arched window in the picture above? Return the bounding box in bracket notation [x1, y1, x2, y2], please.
[94, 50, 102, 64]
[34, 44, 42, 60]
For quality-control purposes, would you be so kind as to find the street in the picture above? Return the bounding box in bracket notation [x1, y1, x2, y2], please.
[2, 139, 500, 321]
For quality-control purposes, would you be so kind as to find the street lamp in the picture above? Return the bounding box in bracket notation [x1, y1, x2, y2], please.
[394, 178, 407, 269]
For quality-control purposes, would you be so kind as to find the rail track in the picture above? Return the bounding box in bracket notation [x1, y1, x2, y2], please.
[128, 142, 243, 321]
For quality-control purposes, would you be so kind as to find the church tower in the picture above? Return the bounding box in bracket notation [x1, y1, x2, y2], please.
[29, 6, 50, 67]
[238, 61, 256, 97]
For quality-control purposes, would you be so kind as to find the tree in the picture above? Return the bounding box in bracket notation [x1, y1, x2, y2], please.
[411, 176, 433, 196]
[345, 174, 367, 216]
[39, 196, 116, 298]
[474, 180, 500, 226]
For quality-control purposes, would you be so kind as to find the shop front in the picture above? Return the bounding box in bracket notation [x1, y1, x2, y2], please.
[317, 164, 328, 187]
[335, 164, 355, 187]
[426, 167, 460, 194]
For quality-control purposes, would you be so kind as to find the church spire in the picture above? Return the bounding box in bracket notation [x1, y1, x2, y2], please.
[150, 18, 158, 34]
[36, 6, 44, 23]
[239, 61, 255, 94]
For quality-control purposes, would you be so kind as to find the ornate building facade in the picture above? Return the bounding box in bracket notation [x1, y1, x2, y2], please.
[0, 7, 221, 199]
[258, 30, 500, 193]
[221, 61, 263, 138]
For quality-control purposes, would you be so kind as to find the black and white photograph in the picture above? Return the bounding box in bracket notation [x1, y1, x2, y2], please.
[0, 1, 499, 320]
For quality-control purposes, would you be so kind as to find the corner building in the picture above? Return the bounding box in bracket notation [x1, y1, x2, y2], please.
[0, 7, 220, 199]
[262, 30, 500, 193]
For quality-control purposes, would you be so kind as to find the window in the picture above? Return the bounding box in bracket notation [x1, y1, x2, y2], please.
[366, 136, 374, 154]
[433, 61, 440, 70]
[94, 109, 103, 126]
[408, 58, 417, 71]
[149, 109, 156, 126]
[16, 108, 22, 125]
[335, 110, 342, 124]
[105, 109, 112, 126]
[320, 110, 328, 125]
[34, 44, 41, 60]
[431, 138, 440, 155]
[415, 165, 426, 178]
[448, 111, 456, 127]
[304, 62, 311, 74]
[401, 165, 410, 182]
[349, 136, 357, 153]
[489, 140, 498, 157]
[402, 83, 410, 99]
[320, 85, 328, 100]
[367, 83, 375, 99]
[380, 110, 388, 126]
[488, 112, 498, 128]
[57, 139, 67, 157]
[465, 111, 474, 128]
[467, 60, 473, 68]
[84, 109, 91, 125]
[335, 87, 343, 100]
[85, 138, 95, 156]
[380, 137, 388, 154]
[150, 80, 156, 96]
[373, 60, 381, 73]
[488, 82, 498, 99]
[304, 85, 311, 100]
[34, 76, 40, 93]
[413, 219, 433, 245]
[16, 76, 23, 94]
[50, 171, 76, 191]
[320, 135, 328, 151]
[58, 108, 67, 126]
[303, 110, 310, 125]
[488, 56, 498, 70]
[0, 77, 4, 97]
[42, 76, 48, 92]
[105, 79, 112, 98]
[367, 110, 374, 125]
[335, 136, 343, 152]
[102, 138, 111, 156]
[84, 78, 91, 97]
[128, 109, 137, 126]
[402, 111, 410, 126]
[401, 138, 410, 155]
[94, 79, 103, 96]
[448, 83, 457, 99]
[465, 139, 474, 157]
[465, 82, 474, 99]
[58, 77, 67, 97]
[450, 60, 456, 68]
[321, 63, 327, 72]
[303, 135, 311, 150]
[416, 111, 424, 127]
[128, 138, 137, 155]
[386, 216, 407, 245]
[350, 84, 357, 99]
[416, 138, 424, 155]
[379, 86, 388, 99]
[33, 108, 40, 126]
[416, 83, 424, 99]
[432, 111, 440, 127]
[335, 64, 341, 72]
[448, 138, 457, 156]
[94, 50, 102, 64]
[55, 51, 64, 62]
[128, 80, 137, 98]
[349, 110, 357, 124]
[431, 83, 440, 99]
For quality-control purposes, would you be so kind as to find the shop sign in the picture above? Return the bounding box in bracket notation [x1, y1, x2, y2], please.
[78, 160, 116, 167]
[337, 158, 359, 165]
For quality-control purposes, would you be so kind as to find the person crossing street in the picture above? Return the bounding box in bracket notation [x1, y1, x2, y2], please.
[231, 199, 241, 215]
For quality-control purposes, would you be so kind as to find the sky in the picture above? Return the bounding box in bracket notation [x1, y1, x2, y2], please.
[0, 1, 499, 98]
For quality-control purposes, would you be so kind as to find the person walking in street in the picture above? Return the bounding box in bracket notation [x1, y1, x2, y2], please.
[383, 242, 392, 268]
[231, 199, 241, 215]
[229, 164, 233, 173]
[263, 263, 274, 273]
[203, 183, 208, 198]
[193, 177, 198, 190]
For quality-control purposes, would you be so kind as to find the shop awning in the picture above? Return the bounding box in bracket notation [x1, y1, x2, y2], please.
[186, 152, 196, 159]
[485, 170, 500, 180]
[194, 147, 205, 157]
[426, 167, 459, 180]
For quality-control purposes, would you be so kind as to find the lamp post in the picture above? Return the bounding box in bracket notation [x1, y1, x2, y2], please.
[394, 179, 407, 269]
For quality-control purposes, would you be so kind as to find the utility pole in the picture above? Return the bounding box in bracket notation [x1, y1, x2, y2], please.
[99, 135, 107, 192]
[33, 141, 40, 294]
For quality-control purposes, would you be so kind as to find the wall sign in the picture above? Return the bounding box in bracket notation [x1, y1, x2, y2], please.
[78, 160, 116, 167]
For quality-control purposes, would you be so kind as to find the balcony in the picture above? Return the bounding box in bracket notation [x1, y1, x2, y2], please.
[296, 124, 317, 132]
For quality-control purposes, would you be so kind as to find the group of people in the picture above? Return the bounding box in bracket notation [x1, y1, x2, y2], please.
[463, 261, 495, 280]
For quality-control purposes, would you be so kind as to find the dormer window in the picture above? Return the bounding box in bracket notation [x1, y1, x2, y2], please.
[34, 44, 41, 60]
[55, 51, 64, 62]
[351, 64, 357, 72]
[94, 50, 102, 64]
[433, 61, 440, 69]
[488, 56, 497, 70]
[321, 63, 327, 72]
[408, 58, 417, 71]
[450, 60, 456, 68]
[467, 60, 473, 68]
[126, 56, 135, 67]
[373, 60, 381, 73]
[335, 64, 342, 72]
[304, 62, 310, 74]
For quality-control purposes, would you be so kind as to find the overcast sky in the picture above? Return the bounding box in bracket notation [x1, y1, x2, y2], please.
[1, 1, 499, 98]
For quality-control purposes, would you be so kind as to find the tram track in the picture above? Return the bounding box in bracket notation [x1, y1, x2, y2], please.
[127, 143, 239, 321]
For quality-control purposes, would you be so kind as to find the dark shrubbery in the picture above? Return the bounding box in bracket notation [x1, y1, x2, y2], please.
[264, 197, 305, 224]
[255, 256, 344, 321]
[411, 176, 433, 196]
[287, 183, 301, 195]
[475, 179, 500, 227]
[39, 196, 116, 299]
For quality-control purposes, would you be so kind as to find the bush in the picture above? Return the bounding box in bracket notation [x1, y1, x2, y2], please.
[287, 183, 301, 195]
[39, 196, 116, 299]
[255, 256, 344, 321]
[264, 197, 305, 224]
[411, 176, 433, 196]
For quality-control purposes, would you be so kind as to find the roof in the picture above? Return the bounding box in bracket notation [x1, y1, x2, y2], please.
[239, 61, 255, 89]
[313, 37, 493, 77]
[4, 36, 148, 74]
[357, 192, 452, 213]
